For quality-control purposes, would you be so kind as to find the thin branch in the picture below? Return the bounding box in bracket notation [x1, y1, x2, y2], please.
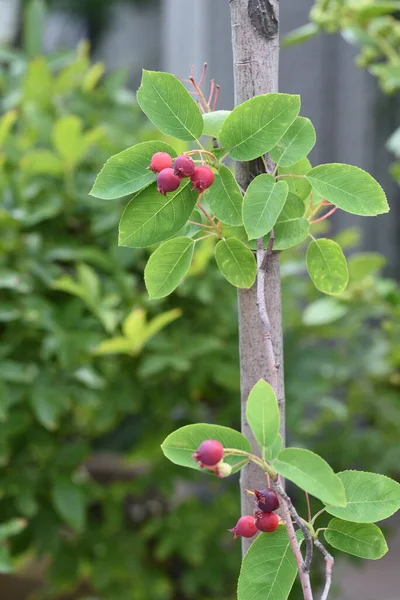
[305, 492, 312, 523]
[274, 481, 314, 573]
[314, 539, 334, 600]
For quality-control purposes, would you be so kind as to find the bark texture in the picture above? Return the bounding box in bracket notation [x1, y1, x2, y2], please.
[229, 0, 284, 555]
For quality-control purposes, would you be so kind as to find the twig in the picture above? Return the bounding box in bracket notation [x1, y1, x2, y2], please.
[274, 481, 314, 573]
[314, 539, 334, 600]
[305, 492, 312, 523]
[256, 237, 279, 394]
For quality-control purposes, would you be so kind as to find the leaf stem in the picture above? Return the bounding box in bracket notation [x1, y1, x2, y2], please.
[311, 508, 326, 526]
[310, 206, 337, 224]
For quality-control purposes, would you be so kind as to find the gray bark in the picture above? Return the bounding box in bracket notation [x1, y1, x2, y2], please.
[229, 0, 284, 555]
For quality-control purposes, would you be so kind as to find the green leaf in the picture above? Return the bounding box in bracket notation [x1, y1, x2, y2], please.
[0, 546, 13, 574]
[20, 149, 63, 176]
[306, 239, 349, 295]
[278, 158, 312, 200]
[144, 237, 195, 299]
[270, 117, 316, 167]
[348, 252, 386, 282]
[204, 165, 243, 226]
[324, 519, 388, 560]
[118, 181, 198, 248]
[202, 110, 231, 138]
[161, 424, 251, 472]
[273, 218, 309, 250]
[219, 94, 300, 161]
[246, 379, 280, 454]
[243, 174, 288, 239]
[273, 448, 347, 507]
[325, 470, 400, 523]
[0, 519, 27, 542]
[303, 298, 348, 326]
[52, 115, 86, 169]
[306, 164, 389, 216]
[237, 526, 297, 600]
[266, 434, 283, 461]
[90, 141, 177, 199]
[51, 479, 86, 532]
[215, 238, 256, 288]
[283, 23, 320, 48]
[137, 70, 203, 141]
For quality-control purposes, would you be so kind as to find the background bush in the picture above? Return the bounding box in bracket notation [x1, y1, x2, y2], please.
[0, 22, 399, 600]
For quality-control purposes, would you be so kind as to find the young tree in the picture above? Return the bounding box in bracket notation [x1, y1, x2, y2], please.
[91, 1, 400, 598]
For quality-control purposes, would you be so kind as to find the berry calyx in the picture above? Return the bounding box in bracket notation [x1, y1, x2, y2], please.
[190, 166, 215, 192]
[254, 488, 280, 512]
[215, 461, 232, 478]
[174, 154, 195, 178]
[229, 516, 257, 540]
[192, 439, 224, 467]
[157, 168, 181, 195]
[149, 152, 173, 173]
[254, 512, 280, 533]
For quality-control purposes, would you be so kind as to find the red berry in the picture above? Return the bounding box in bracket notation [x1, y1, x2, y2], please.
[255, 512, 280, 533]
[157, 168, 181, 195]
[149, 152, 173, 173]
[174, 155, 195, 178]
[254, 488, 280, 512]
[229, 516, 257, 540]
[192, 440, 224, 467]
[190, 166, 214, 192]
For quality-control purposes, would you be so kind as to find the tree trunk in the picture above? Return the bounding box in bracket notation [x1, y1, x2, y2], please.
[229, 0, 284, 555]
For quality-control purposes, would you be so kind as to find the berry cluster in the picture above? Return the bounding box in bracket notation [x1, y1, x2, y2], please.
[192, 440, 281, 539]
[230, 488, 280, 539]
[149, 152, 215, 196]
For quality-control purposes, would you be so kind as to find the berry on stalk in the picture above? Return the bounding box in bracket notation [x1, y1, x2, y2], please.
[192, 440, 224, 467]
[254, 488, 280, 512]
[149, 152, 173, 173]
[255, 512, 280, 533]
[174, 154, 195, 178]
[190, 165, 215, 192]
[229, 516, 257, 540]
[157, 168, 181, 195]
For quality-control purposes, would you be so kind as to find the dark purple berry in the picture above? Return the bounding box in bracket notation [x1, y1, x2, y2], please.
[254, 488, 280, 512]
[157, 168, 181, 195]
[190, 165, 215, 192]
[192, 439, 224, 467]
[149, 152, 173, 173]
[174, 154, 195, 178]
[255, 512, 280, 533]
[229, 516, 257, 540]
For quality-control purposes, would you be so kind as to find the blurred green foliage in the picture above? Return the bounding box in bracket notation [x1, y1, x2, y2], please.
[0, 3, 399, 599]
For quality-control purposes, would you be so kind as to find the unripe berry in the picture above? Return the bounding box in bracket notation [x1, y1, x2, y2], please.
[229, 516, 257, 540]
[215, 461, 232, 479]
[174, 154, 195, 178]
[157, 168, 181, 195]
[192, 439, 224, 467]
[149, 152, 173, 173]
[254, 488, 280, 512]
[190, 165, 215, 192]
[255, 512, 280, 533]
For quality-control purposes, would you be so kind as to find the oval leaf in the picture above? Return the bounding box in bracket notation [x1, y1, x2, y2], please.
[306, 239, 349, 295]
[246, 379, 280, 454]
[270, 116, 316, 167]
[219, 94, 300, 161]
[90, 141, 177, 200]
[325, 470, 400, 523]
[215, 238, 256, 288]
[144, 237, 194, 299]
[137, 70, 203, 141]
[161, 423, 250, 473]
[243, 174, 288, 239]
[118, 181, 198, 248]
[278, 158, 312, 200]
[273, 448, 347, 507]
[306, 163, 389, 216]
[204, 165, 243, 226]
[51, 479, 86, 532]
[273, 218, 309, 250]
[325, 518, 388, 560]
[266, 434, 283, 461]
[237, 526, 297, 600]
[202, 110, 231, 138]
